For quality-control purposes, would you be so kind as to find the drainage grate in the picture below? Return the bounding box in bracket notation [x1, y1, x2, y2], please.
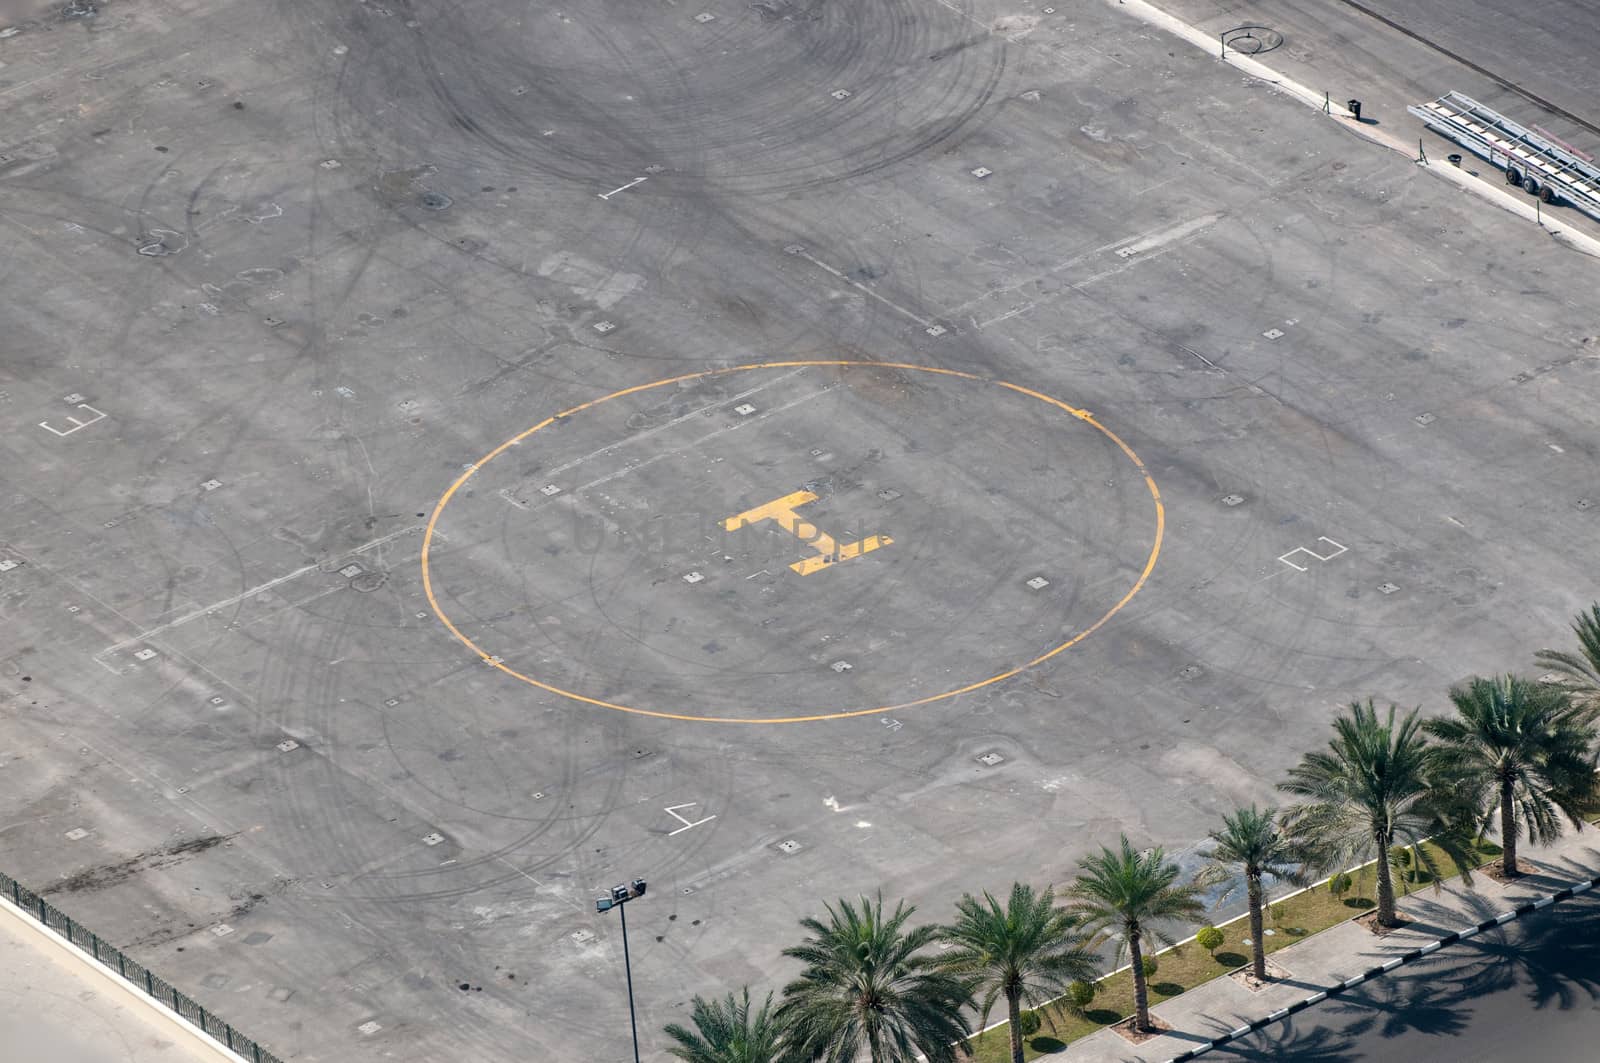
[1026, 576, 1050, 590]
[1222, 493, 1246, 506]
[733, 403, 757, 416]
[971, 166, 993, 178]
[64, 828, 89, 841]
[338, 563, 364, 578]
[776, 839, 803, 854]
[1414, 412, 1436, 426]
[422, 832, 444, 846]
[201, 479, 223, 491]
[1262, 328, 1284, 339]
[593, 320, 616, 333]
[210, 924, 235, 937]
[925, 324, 948, 336]
[830, 89, 852, 100]
[539, 484, 562, 496]
[276, 739, 300, 753]
[683, 571, 705, 584]
[830, 660, 853, 673]
[133, 648, 158, 661]
[1378, 582, 1400, 594]
[976, 751, 1005, 766]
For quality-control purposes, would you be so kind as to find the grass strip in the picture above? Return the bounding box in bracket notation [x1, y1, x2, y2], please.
[968, 837, 1502, 1061]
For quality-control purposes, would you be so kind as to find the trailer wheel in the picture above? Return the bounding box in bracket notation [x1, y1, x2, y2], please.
[1540, 183, 1558, 204]
[1506, 166, 1524, 187]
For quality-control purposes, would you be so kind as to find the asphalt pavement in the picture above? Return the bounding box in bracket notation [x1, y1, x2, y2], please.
[1201, 890, 1600, 1063]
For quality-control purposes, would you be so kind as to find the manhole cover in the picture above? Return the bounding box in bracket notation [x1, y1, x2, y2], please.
[1222, 25, 1284, 54]
[1378, 582, 1400, 595]
[1026, 576, 1050, 590]
[351, 571, 387, 592]
[419, 191, 452, 210]
[1221, 494, 1246, 506]
[775, 839, 803, 854]
[976, 751, 1005, 766]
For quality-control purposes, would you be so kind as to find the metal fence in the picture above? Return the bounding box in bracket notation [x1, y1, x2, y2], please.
[1, 869, 283, 1063]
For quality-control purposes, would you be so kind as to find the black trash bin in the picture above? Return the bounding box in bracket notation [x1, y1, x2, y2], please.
[1347, 98, 1362, 121]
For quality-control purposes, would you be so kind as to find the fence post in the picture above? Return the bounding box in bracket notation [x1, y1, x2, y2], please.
[198, 1004, 207, 1031]
[38, 897, 46, 921]
[90, 932, 99, 959]
[172, 987, 179, 1010]
[226, 1026, 234, 1050]
[146, 970, 155, 994]
[118, 952, 126, 977]
[254, 1045, 262, 1063]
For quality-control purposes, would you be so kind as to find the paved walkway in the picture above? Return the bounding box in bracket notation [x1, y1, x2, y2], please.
[1056, 826, 1600, 1062]
[0, 899, 236, 1063]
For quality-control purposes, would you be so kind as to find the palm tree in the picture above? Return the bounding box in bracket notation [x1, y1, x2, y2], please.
[1278, 699, 1472, 928]
[664, 988, 787, 1063]
[778, 894, 974, 1063]
[939, 883, 1099, 1063]
[1194, 805, 1311, 981]
[1063, 837, 1204, 1032]
[1535, 602, 1600, 718]
[1424, 675, 1599, 877]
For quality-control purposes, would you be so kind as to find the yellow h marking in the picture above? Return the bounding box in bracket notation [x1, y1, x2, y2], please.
[721, 490, 893, 576]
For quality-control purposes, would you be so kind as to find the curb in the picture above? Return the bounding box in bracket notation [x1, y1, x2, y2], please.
[0, 894, 247, 1062]
[1162, 870, 1600, 1062]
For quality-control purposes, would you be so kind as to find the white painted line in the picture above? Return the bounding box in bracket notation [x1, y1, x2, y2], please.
[38, 403, 107, 437]
[597, 177, 647, 200]
[1456, 925, 1481, 940]
[1342, 975, 1366, 989]
[1265, 1008, 1290, 1021]
[1227, 1024, 1253, 1039]
[664, 803, 716, 836]
[1495, 911, 1517, 925]
[1381, 957, 1404, 972]
[99, 524, 425, 655]
[1419, 941, 1442, 955]
[1304, 991, 1327, 1005]
[1532, 896, 1555, 910]
[1573, 881, 1593, 895]
[1113, 213, 1221, 258]
[790, 248, 934, 327]
[1104, 0, 1600, 261]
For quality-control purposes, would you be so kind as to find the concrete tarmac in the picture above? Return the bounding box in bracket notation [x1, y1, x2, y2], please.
[2, 0, 1599, 1060]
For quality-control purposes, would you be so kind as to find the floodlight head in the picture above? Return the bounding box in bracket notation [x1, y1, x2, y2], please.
[612, 884, 630, 902]
[596, 897, 614, 913]
[631, 878, 647, 897]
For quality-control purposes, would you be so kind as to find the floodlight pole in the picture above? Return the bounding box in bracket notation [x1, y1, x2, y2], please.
[618, 896, 641, 1063]
[597, 880, 647, 1063]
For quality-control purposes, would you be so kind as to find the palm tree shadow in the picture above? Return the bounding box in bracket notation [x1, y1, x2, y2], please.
[1195, 1017, 1358, 1061]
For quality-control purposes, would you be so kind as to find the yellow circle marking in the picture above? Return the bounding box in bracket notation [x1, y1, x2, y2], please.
[422, 361, 1163, 724]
